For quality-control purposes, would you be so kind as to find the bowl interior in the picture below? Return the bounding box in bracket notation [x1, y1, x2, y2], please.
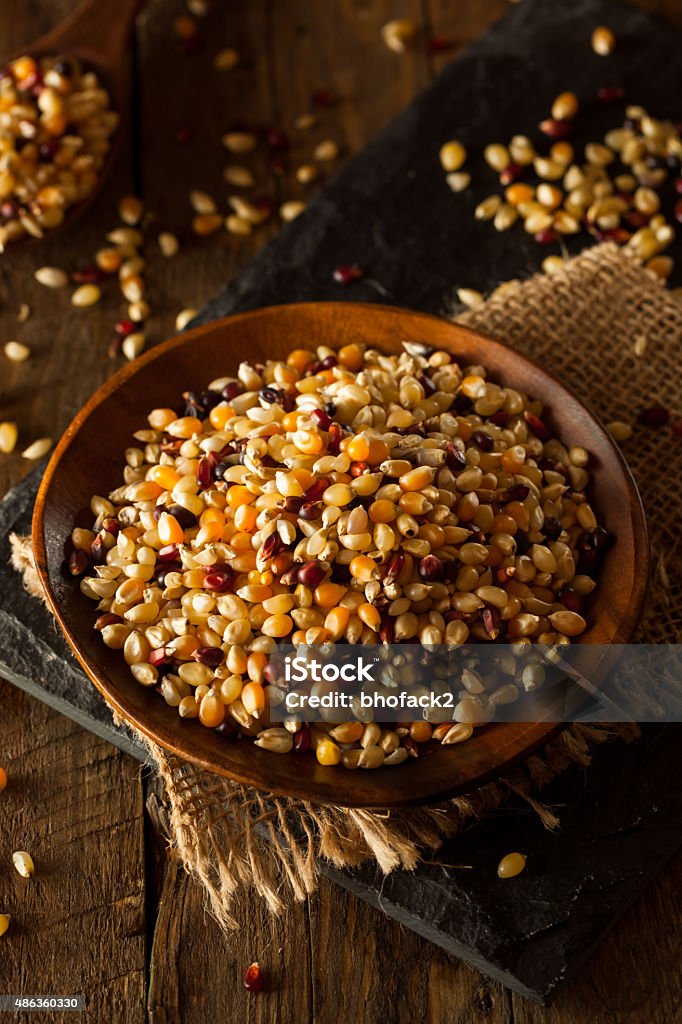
[33, 303, 648, 808]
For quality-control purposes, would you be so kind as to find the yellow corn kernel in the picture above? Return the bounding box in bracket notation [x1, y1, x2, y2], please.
[287, 348, 315, 372]
[369, 499, 397, 523]
[350, 555, 378, 581]
[357, 603, 381, 631]
[247, 652, 267, 683]
[199, 691, 226, 728]
[324, 605, 350, 640]
[241, 681, 265, 715]
[337, 343, 364, 371]
[166, 416, 203, 438]
[316, 738, 342, 766]
[209, 403, 235, 429]
[497, 852, 527, 878]
[323, 483, 353, 506]
[150, 465, 181, 490]
[226, 485, 256, 509]
[347, 435, 370, 461]
[314, 582, 348, 608]
[158, 512, 184, 545]
[398, 466, 434, 491]
[261, 613, 293, 638]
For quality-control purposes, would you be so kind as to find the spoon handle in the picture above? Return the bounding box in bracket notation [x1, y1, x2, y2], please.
[30, 0, 144, 67]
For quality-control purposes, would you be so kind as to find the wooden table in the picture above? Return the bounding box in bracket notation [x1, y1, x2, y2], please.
[2, 1, 681, 1021]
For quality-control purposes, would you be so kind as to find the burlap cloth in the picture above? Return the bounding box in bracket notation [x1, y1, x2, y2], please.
[11, 243, 681, 930]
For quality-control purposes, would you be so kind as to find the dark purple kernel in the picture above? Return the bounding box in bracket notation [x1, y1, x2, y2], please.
[418, 555, 443, 582]
[543, 517, 563, 541]
[445, 443, 467, 471]
[470, 430, 494, 452]
[221, 381, 244, 402]
[192, 646, 224, 667]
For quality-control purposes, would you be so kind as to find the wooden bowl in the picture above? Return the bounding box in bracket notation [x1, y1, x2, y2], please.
[32, 303, 648, 809]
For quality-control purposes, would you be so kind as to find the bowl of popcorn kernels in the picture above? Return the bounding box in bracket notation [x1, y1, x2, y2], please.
[33, 303, 648, 809]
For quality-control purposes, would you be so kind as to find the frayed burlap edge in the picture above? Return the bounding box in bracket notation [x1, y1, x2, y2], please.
[9, 540, 638, 930]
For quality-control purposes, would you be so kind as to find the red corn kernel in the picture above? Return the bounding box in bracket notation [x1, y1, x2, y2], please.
[499, 162, 523, 185]
[304, 477, 330, 502]
[481, 607, 500, 639]
[333, 264, 363, 285]
[559, 589, 583, 614]
[427, 35, 455, 53]
[523, 411, 550, 440]
[197, 452, 218, 489]
[283, 496, 303, 514]
[68, 549, 89, 576]
[638, 404, 669, 427]
[265, 128, 289, 151]
[534, 229, 559, 245]
[293, 725, 311, 752]
[72, 265, 103, 285]
[298, 500, 322, 520]
[90, 535, 108, 565]
[385, 552, 405, 581]
[601, 227, 631, 244]
[260, 532, 282, 560]
[627, 211, 649, 229]
[311, 89, 337, 108]
[204, 570, 233, 592]
[674, 200, 682, 224]
[310, 408, 332, 430]
[539, 118, 572, 139]
[149, 647, 173, 667]
[672, 420, 682, 437]
[350, 461, 369, 477]
[379, 615, 394, 644]
[297, 561, 326, 588]
[157, 544, 181, 562]
[244, 962, 265, 992]
[418, 555, 443, 582]
[327, 423, 343, 453]
[192, 646, 224, 667]
[597, 86, 625, 103]
[94, 613, 123, 630]
[115, 319, 135, 337]
[674, 177, 682, 195]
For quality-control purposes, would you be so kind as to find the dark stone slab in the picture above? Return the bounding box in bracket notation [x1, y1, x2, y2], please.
[2, 0, 682, 1003]
[191, 0, 682, 324]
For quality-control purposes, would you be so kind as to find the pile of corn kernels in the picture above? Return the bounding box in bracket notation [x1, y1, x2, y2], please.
[70, 340, 609, 768]
[0, 55, 118, 250]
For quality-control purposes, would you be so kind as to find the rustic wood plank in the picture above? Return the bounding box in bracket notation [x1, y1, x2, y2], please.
[145, 775, 313, 1024]
[306, 877, 513, 1024]
[0, 680, 146, 1023]
[132, 0, 279, 350]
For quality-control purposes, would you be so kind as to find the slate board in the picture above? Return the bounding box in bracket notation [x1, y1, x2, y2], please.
[2, 0, 682, 1004]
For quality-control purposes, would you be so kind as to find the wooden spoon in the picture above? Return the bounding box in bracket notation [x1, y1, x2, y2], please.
[2, 0, 143, 255]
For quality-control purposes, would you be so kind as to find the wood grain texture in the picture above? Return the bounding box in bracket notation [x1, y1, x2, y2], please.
[0, 0, 680, 1021]
[0, 681, 146, 1023]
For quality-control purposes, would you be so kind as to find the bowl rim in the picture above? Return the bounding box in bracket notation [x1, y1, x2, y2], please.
[32, 301, 649, 807]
